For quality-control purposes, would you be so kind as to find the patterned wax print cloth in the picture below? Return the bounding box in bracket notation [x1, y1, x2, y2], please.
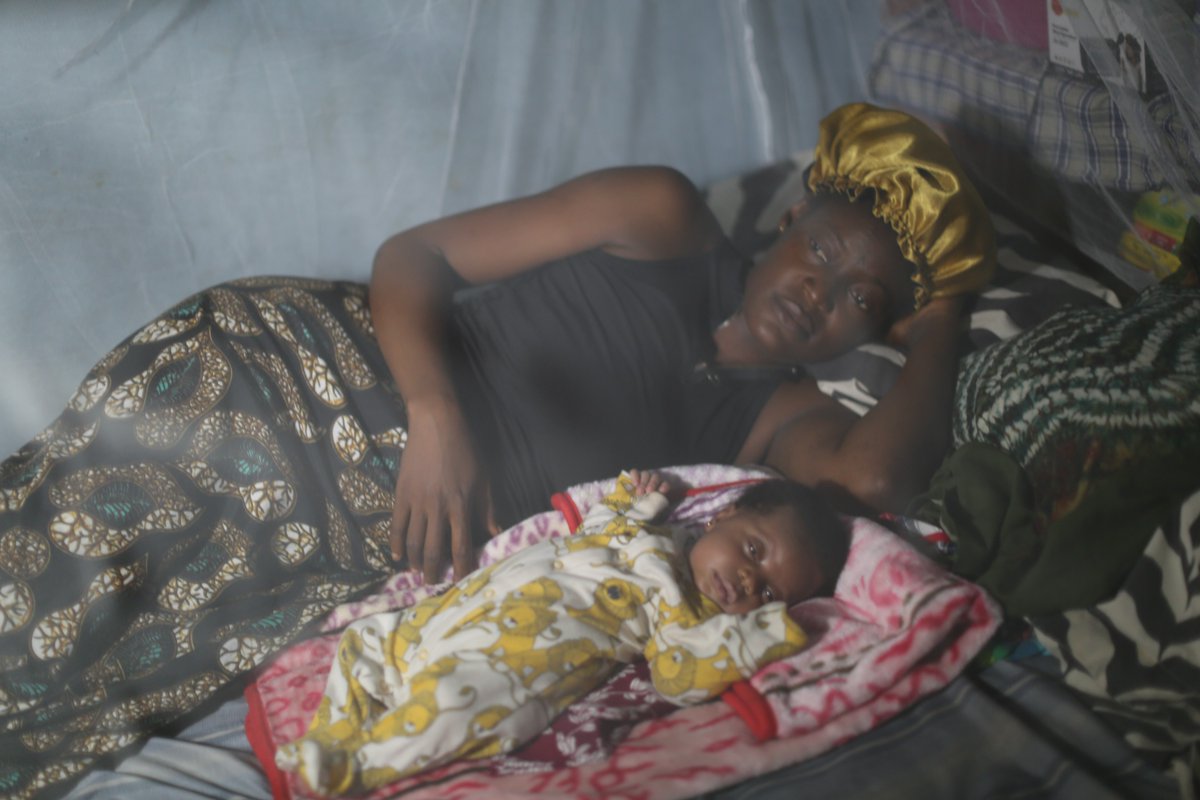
[0, 278, 407, 799]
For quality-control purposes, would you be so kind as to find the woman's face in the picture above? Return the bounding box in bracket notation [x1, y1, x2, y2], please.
[738, 194, 914, 364]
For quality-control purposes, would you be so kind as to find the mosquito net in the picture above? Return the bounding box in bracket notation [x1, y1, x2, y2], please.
[869, 0, 1199, 292]
[1, 0, 1194, 457]
[0, 0, 880, 456]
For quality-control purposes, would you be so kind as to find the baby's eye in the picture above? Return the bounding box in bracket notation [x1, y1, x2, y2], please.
[746, 541, 758, 558]
[850, 287, 869, 311]
[761, 586, 776, 603]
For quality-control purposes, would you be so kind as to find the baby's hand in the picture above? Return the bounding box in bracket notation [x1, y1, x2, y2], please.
[627, 469, 685, 503]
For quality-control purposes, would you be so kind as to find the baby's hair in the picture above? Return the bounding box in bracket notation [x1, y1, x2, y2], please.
[732, 479, 848, 597]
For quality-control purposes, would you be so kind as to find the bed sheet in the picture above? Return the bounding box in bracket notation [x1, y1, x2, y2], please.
[58, 157, 1177, 799]
[61, 481, 1190, 800]
[63, 657, 1179, 800]
[242, 466, 1000, 799]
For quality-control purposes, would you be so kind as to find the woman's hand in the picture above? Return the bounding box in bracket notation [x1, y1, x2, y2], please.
[370, 166, 722, 581]
[390, 401, 498, 583]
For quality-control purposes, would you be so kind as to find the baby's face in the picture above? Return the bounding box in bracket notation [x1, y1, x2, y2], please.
[687, 505, 824, 615]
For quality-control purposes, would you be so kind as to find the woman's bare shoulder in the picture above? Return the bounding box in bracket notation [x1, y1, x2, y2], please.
[736, 378, 851, 469]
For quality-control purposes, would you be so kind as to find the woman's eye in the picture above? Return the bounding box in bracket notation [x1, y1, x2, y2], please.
[809, 238, 827, 263]
[850, 288, 869, 311]
[746, 541, 758, 558]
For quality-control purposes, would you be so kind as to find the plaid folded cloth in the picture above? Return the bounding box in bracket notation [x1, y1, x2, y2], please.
[870, 4, 1199, 192]
[1029, 74, 1198, 191]
[869, 5, 1042, 145]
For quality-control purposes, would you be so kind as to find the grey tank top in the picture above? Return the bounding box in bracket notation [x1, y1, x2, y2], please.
[447, 239, 783, 526]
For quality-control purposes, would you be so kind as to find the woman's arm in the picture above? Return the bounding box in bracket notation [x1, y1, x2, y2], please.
[739, 296, 964, 515]
[370, 166, 723, 581]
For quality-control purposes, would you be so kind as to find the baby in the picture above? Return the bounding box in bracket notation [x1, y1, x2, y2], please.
[276, 470, 848, 795]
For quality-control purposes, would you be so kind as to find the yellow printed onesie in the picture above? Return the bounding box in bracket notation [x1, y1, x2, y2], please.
[275, 475, 808, 795]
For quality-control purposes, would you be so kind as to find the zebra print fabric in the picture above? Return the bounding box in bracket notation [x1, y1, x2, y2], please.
[1032, 488, 1200, 776]
[946, 282, 1200, 779]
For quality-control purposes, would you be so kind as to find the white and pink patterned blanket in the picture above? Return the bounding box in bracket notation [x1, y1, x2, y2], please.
[245, 465, 1001, 800]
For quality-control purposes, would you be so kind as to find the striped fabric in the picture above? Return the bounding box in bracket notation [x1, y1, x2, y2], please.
[944, 280, 1200, 779]
[1032, 487, 1200, 776]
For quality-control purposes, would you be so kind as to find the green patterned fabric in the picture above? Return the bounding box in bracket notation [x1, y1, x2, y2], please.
[917, 282, 1200, 772]
[0, 278, 404, 799]
[951, 282, 1200, 532]
[914, 440, 1197, 617]
[925, 282, 1200, 611]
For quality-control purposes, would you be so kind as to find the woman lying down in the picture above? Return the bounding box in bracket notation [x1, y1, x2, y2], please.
[6, 93, 1196, 798]
[276, 468, 847, 795]
[1, 102, 996, 799]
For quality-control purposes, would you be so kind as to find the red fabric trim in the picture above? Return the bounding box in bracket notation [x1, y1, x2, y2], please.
[922, 530, 952, 546]
[244, 682, 292, 800]
[721, 680, 776, 742]
[552, 477, 765, 534]
[551, 491, 582, 532]
[683, 477, 765, 497]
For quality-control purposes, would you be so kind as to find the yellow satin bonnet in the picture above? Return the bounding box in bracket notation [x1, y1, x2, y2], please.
[807, 102, 996, 308]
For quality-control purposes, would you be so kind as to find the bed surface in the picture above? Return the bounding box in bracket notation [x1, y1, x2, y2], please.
[64, 656, 1179, 800]
[60, 156, 1188, 800]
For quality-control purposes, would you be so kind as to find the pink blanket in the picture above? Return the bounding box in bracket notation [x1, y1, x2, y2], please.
[245, 465, 1001, 799]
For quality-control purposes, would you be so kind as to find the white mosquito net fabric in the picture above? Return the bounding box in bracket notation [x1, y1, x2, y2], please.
[0, 0, 882, 457]
[2, 0, 1195, 458]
